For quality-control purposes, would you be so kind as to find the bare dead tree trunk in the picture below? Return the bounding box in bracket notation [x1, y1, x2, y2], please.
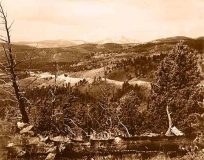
[54, 60, 58, 84]
[103, 62, 107, 83]
[119, 121, 131, 137]
[165, 105, 172, 136]
[0, 3, 29, 123]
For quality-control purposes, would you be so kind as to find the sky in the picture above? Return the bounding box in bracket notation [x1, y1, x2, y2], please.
[2, 0, 204, 42]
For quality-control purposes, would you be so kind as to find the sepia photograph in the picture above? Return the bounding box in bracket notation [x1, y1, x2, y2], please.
[0, 0, 204, 159]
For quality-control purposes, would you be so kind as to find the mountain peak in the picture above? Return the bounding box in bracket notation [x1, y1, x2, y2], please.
[96, 36, 139, 44]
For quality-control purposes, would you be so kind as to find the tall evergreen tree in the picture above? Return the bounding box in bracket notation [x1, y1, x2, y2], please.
[148, 42, 202, 134]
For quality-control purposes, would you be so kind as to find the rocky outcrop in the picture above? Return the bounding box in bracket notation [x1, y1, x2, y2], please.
[5, 122, 194, 159]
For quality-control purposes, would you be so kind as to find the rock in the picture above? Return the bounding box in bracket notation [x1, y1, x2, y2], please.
[50, 136, 70, 142]
[45, 153, 56, 160]
[35, 142, 53, 154]
[20, 125, 33, 134]
[28, 137, 40, 145]
[46, 146, 57, 153]
[38, 134, 49, 142]
[114, 137, 122, 144]
[171, 126, 184, 136]
[59, 143, 66, 152]
[7, 142, 15, 147]
[17, 122, 28, 129]
[17, 150, 26, 157]
[27, 131, 35, 136]
[140, 132, 160, 137]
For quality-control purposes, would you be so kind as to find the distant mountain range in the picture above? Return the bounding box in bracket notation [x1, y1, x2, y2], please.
[14, 40, 87, 48]
[14, 36, 140, 48]
[13, 36, 204, 49]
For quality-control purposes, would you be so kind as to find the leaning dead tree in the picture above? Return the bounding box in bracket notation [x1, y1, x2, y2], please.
[165, 105, 173, 136]
[165, 95, 184, 136]
[0, 2, 29, 123]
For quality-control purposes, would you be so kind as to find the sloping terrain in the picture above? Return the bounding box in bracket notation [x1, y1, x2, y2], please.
[0, 36, 203, 83]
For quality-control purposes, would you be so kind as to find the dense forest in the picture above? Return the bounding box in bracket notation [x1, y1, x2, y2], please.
[1, 41, 204, 159]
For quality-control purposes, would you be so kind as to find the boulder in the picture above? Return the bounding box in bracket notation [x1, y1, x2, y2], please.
[7, 142, 15, 147]
[20, 125, 33, 134]
[28, 137, 40, 145]
[45, 153, 56, 160]
[17, 122, 28, 130]
[38, 134, 49, 142]
[46, 146, 57, 153]
[114, 137, 122, 144]
[50, 136, 70, 143]
[140, 132, 160, 137]
[171, 126, 184, 136]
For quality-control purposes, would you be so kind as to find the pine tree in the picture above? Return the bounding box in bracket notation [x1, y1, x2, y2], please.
[119, 90, 143, 135]
[148, 42, 202, 134]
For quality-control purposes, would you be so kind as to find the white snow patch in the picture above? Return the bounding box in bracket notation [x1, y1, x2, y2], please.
[28, 71, 151, 89]
[39, 72, 55, 79]
[29, 72, 93, 86]
[57, 74, 93, 84]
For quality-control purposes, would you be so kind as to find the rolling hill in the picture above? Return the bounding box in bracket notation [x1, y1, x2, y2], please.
[0, 36, 203, 81]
